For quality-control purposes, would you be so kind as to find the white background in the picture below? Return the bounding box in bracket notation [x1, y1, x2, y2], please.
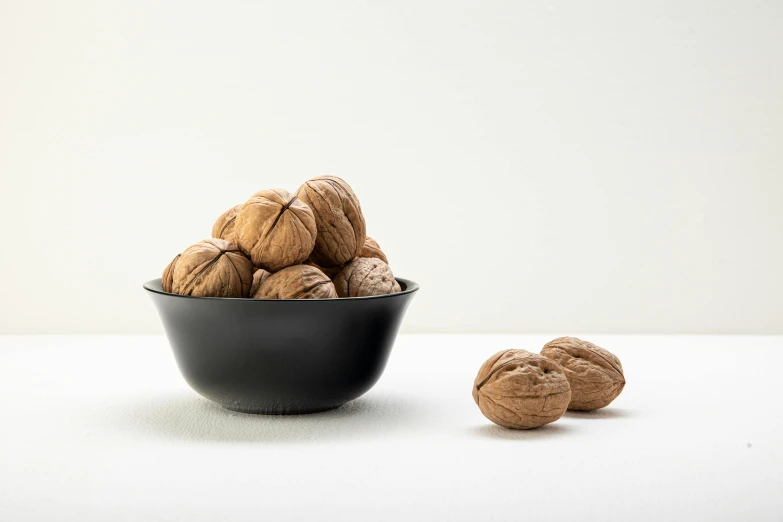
[1, 1, 781, 334]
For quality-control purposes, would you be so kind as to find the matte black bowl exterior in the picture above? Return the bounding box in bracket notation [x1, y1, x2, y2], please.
[144, 278, 418, 414]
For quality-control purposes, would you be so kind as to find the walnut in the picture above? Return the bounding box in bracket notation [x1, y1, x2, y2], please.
[161, 253, 180, 293]
[249, 268, 271, 297]
[304, 259, 342, 279]
[333, 257, 401, 297]
[305, 237, 388, 280]
[541, 337, 625, 411]
[473, 349, 571, 429]
[171, 238, 253, 298]
[211, 204, 242, 243]
[296, 176, 366, 268]
[254, 265, 338, 299]
[234, 189, 317, 272]
[358, 236, 388, 264]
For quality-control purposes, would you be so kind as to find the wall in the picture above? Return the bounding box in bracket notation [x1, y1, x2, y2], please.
[1, 1, 781, 334]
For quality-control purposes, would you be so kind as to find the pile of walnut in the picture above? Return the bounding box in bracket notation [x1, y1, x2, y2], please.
[162, 176, 401, 299]
[473, 337, 625, 430]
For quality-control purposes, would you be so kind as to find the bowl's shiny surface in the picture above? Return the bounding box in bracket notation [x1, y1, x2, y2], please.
[144, 278, 418, 414]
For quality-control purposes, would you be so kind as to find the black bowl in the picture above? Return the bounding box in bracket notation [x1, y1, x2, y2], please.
[143, 278, 418, 414]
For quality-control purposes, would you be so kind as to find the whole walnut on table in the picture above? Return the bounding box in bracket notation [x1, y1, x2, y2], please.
[170, 238, 254, 298]
[253, 265, 337, 299]
[333, 257, 401, 298]
[234, 189, 317, 272]
[211, 204, 242, 243]
[473, 349, 571, 429]
[541, 337, 625, 411]
[296, 175, 366, 268]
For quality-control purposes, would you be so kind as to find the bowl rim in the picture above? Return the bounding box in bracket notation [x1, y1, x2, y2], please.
[143, 277, 419, 302]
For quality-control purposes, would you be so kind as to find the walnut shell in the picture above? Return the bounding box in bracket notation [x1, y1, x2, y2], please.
[211, 204, 242, 243]
[473, 349, 571, 430]
[171, 238, 253, 298]
[254, 265, 338, 299]
[541, 337, 625, 411]
[333, 257, 401, 298]
[249, 268, 271, 297]
[358, 236, 388, 264]
[162, 253, 180, 293]
[296, 176, 366, 268]
[234, 189, 317, 272]
[304, 259, 342, 279]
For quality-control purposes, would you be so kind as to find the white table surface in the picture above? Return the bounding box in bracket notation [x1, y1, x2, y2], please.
[1, 334, 781, 522]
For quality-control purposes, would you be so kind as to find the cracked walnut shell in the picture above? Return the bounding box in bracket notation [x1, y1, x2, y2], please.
[333, 257, 400, 298]
[171, 238, 253, 297]
[296, 175, 366, 268]
[234, 189, 317, 272]
[212, 204, 242, 243]
[473, 349, 571, 429]
[541, 337, 625, 411]
[254, 265, 338, 299]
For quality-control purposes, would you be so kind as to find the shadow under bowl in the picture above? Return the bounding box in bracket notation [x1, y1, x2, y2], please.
[143, 278, 418, 415]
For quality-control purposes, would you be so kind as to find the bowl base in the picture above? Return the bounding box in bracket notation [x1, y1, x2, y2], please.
[222, 403, 344, 415]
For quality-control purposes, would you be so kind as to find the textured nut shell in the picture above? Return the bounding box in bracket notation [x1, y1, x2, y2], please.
[235, 189, 317, 272]
[254, 265, 338, 299]
[473, 349, 571, 430]
[162, 254, 180, 293]
[305, 259, 342, 279]
[249, 268, 271, 297]
[358, 236, 388, 264]
[211, 204, 242, 243]
[541, 337, 625, 411]
[296, 176, 366, 268]
[333, 257, 401, 298]
[171, 238, 253, 298]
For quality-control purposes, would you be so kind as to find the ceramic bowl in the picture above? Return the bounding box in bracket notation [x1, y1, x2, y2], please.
[144, 278, 418, 414]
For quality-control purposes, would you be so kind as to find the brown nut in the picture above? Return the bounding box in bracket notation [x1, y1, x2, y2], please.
[296, 176, 366, 268]
[254, 265, 338, 299]
[171, 238, 253, 297]
[358, 236, 388, 264]
[304, 259, 342, 279]
[540, 337, 625, 411]
[249, 268, 271, 297]
[211, 204, 242, 243]
[234, 189, 317, 272]
[162, 253, 180, 293]
[473, 349, 571, 430]
[333, 257, 400, 298]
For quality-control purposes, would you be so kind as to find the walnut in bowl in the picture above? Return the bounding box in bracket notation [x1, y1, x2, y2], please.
[333, 258, 400, 298]
[296, 176, 366, 269]
[168, 238, 253, 298]
[253, 265, 337, 299]
[234, 189, 317, 272]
